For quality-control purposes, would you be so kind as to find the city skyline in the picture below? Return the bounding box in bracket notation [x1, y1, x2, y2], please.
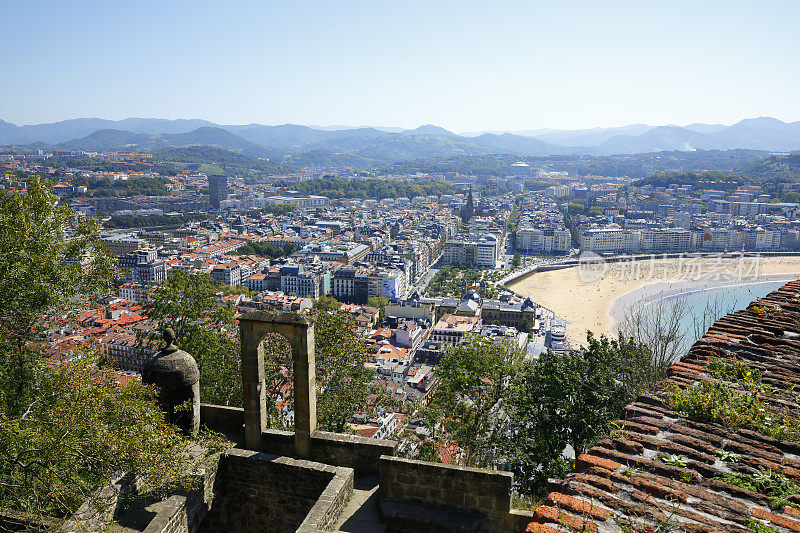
[3, 1, 800, 130]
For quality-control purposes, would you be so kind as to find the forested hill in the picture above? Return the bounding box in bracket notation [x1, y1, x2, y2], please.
[631, 171, 745, 189]
[630, 155, 800, 199]
[278, 177, 457, 199]
[383, 150, 768, 179]
[743, 153, 800, 181]
[153, 146, 288, 177]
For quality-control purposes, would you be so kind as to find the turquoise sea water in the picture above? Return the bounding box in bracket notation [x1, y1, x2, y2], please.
[645, 280, 788, 356]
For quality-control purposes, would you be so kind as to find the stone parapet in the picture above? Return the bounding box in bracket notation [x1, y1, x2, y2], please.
[258, 428, 398, 476]
[199, 403, 244, 435]
[199, 449, 352, 533]
[379, 455, 514, 533]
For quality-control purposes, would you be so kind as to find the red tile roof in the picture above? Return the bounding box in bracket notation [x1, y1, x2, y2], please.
[528, 279, 800, 532]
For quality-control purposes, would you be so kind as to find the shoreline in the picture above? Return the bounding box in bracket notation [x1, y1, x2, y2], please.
[607, 275, 795, 333]
[509, 256, 800, 344]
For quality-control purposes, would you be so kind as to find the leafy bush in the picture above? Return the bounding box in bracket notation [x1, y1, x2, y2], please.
[0, 359, 226, 521]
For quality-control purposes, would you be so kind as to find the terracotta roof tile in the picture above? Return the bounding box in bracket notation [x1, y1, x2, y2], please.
[529, 279, 800, 531]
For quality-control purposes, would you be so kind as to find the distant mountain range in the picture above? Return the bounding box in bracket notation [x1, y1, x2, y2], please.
[2, 116, 799, 162]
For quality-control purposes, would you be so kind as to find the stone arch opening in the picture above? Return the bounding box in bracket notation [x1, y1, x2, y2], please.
[260, 332, 293, 429]
[238, 310, 316, 457]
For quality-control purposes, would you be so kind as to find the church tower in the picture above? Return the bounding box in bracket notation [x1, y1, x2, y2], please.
[461, 186, 474, 225]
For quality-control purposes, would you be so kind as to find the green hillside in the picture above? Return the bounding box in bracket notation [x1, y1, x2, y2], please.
[153, 146, 286, 177]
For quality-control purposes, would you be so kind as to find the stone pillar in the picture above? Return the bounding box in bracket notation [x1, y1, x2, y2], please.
[240, 320, 268, 451]
[292, 325, 316, 458]
[238, 311, 317, 457]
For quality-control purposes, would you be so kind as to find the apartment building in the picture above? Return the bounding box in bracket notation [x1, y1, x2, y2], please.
[279, 263, 326, 298]
[442, 235, 498, 267]
[101, 332, 153, 372]
[428, 314, 481, 346]
[331, 265, 407, 303]
[294, 241, 370, 264]
[639, 228, 692, 252]
[118, 282, 152, 302]
[119, 248, 166, 284]
[264, 193, 329, 208]
[211, 262, 242, 287]
[515, 225, 571, 253]
[102, 233, 148, 256]
[580, 227, 638, 253]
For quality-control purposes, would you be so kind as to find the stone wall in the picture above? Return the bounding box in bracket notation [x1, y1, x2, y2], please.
[259, 428, 398, 476]
[199, 403, 244, 436]
[140, 454, 219, 533]
[379, 455, 514, 533]
[200, 405, 398, 476]
[307, 431, 398, 476]
[57, 474, 138, 533]
[142, 496, 190, 533]
[0, 509, 58, 531]
[199, 449, 353, 533]
[260, 427, 294, 455]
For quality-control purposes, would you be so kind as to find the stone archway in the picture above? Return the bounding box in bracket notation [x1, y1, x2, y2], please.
[238, 310, 316, 457]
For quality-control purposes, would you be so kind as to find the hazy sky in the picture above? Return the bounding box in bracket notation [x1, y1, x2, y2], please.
[3, 0, 799, 131]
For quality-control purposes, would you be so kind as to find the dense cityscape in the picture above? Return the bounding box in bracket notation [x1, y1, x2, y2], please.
[5, 143, 800, 446]
[7, 2, 800, 532]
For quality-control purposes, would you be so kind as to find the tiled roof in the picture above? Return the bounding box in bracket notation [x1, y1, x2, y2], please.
[528, 279, 800, 532]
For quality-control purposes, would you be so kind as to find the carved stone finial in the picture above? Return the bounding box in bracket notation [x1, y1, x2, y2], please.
[161, 327, 178, 353]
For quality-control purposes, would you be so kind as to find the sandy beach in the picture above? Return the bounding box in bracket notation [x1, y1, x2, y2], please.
[509, 255, 800, 343]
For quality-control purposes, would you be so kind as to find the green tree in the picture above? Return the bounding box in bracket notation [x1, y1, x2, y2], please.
[282, 242, 298, 257]
[236, 241, 297, 260]
[783, 191, 800, 203]
[425, 334, 523, 468]
[506, 333, 655, 494]
[143, 270, 242, 407]
[262, 333, 293, 428]
[313, 311, 382, 433]
[313, 295, 341, 312]
[567, 202, 585, 215]
[0, 359, 225, 521]
[0, 176, 225, 525]
[367, 296, 388, 322]
[0, 176, 115, 416]
[261, 202, 299, 216]
[512, 253, 522, 267]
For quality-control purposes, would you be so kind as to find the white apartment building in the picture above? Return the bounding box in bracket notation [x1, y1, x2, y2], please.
[442, 235, 498, 267]
[693, 229, 732, 251]
[118, 282, 152, 302]
[371, 269, 407, 300]
[429, 314, 480, 346]
[639, 229, 692, 252]
[743, 228, 781, 251]
[372, 412, 397, 440]
[264, 194, 329, 208]
[580, 227, 638, 253]
[101, 233, 148, 256]
[516, 225, 571, 253]
[211, 263, 242, 286]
